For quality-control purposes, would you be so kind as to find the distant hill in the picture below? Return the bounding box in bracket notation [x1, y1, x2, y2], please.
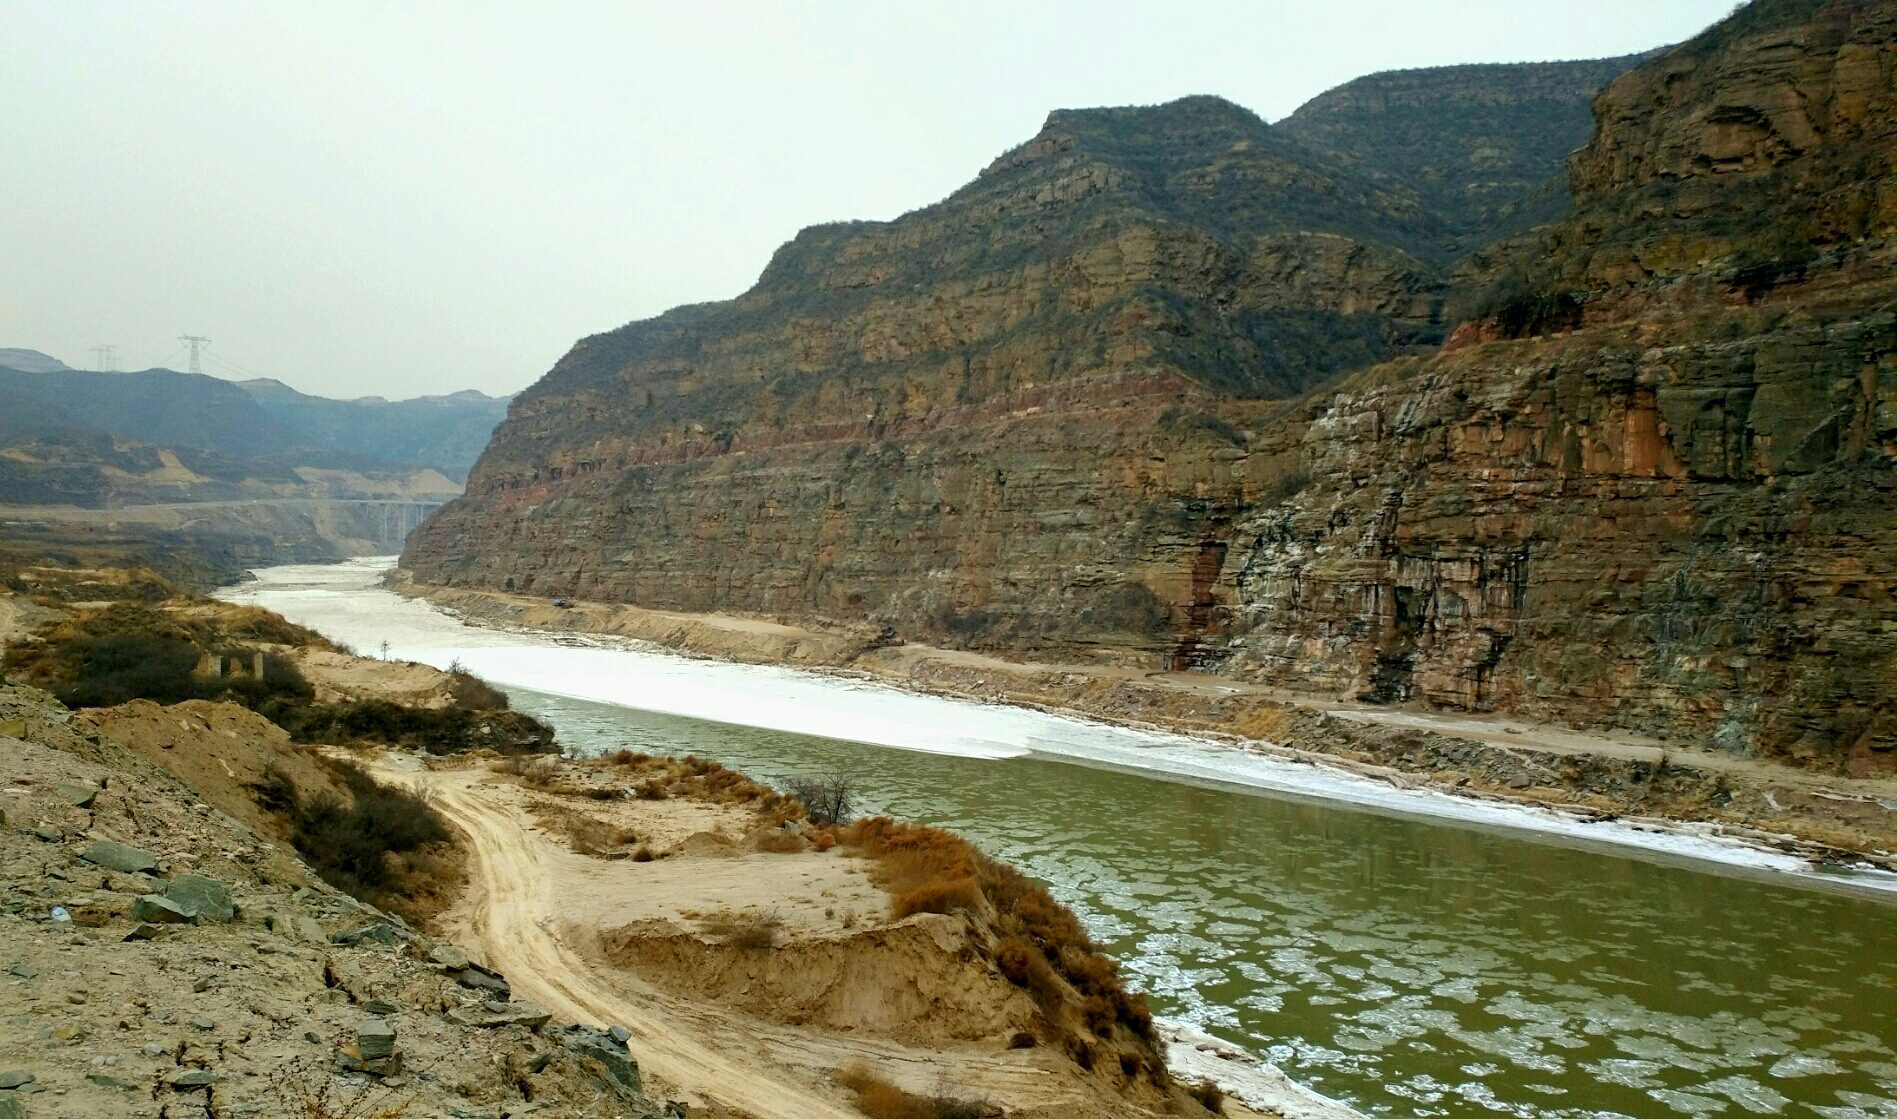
[1276, 54, 1651, 257]
[0, 353, 468, 508]
[0, 350, 509, 483]
[237, 378, 509, 483]
[0, 348, 473, 572]
[0, 364, 301, 459]
[0, 348, 71, 374]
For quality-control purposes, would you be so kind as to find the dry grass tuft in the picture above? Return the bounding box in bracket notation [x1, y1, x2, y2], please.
[530, 800, 638, 858]
[834, 1066, 985, 1119]
[696, 908, 783, 949]
[755, 827, 807, 854]
[1186, 1079, 1226, 1114]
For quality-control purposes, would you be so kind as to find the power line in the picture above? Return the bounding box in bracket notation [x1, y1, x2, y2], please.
[178, 334, 210, 375]
[90, 344, 118, 372]
[203, 351, 269, 380]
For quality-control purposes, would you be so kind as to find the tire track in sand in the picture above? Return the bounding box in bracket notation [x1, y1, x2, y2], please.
[399, 766, 860, 1119]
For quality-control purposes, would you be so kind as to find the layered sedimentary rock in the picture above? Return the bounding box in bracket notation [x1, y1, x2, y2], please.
[1215, 0, 1897, 765]
[408, 67, 1633, 658]
[409, 0, 1896, 767]
[1277, 54, 1648, 255]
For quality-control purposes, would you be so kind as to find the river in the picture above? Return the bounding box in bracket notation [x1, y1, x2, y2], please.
[220, 558, 1897, 1119]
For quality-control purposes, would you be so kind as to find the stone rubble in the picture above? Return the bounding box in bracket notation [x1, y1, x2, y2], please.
[0, 684, 675, 1119]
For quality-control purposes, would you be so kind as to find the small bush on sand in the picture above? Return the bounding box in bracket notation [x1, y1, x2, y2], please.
[248, 761, 300, 814]
[755, 827, 807, 854]
[289, 760, 454, 915]
[531, 801, 637, 857]
[835, 1066, 986, 1119]
[787, 773, 855, 825]
[1186, 1079, 1226, 1114]
[696, 908, 783, 949]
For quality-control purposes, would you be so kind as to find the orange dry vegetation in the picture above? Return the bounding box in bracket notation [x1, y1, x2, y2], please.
[835, 1066, 983, 1119]
[566, 751, 792, 811]
[841, 817, 1156, 1045]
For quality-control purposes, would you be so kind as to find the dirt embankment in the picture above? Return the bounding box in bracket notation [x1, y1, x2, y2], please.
[2, 586, 1264, 1119]
[375, 750, 1254, 1119]
[0, 683, 683, 1119]
[397, 576, 1897, 869]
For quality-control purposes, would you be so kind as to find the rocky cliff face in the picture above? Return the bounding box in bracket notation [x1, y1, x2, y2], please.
[407, 2, 1895, 769]
[1213, 0, 1897, 767]
[407, 64, 1634, 659]
[1277, 54, 1649, 256]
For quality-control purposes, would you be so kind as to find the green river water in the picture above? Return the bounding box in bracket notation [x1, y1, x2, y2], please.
[512, 688, 1897, 1119]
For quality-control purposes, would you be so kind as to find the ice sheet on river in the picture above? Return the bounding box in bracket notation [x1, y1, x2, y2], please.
[220, 557, 1897, 897]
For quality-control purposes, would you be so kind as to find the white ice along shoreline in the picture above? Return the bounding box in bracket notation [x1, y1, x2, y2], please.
[219, 557, 1897, 900]
[1160, 1020, 1366, 1119]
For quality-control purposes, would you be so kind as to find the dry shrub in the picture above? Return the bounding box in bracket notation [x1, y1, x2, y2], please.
[1074, 1040, 1096, 1070]
[445, 669, 510, 712]
[1186, 1079, 1225, 1114]
[290, 759, 459, 923]
[834, 1066, 985, 1119]
[810, 827, 838, 853]
[842, 816, 1158, 1051]
[532, 801, 637, 857]
[632, 846, 655, 862]
[579, 750, 784, 808]
[696, 908, 783, 949]
[894, 877, 983, 919]
[755, 827, 807, 854]
[787, 773, 855, 825]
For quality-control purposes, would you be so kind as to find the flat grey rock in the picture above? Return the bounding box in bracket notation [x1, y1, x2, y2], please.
[0, 1070, 32, 1088]
[164, 874, 234, 923]
[446, 1001, 551, 1030]
[430, 944, 470, 969]
[551, 1023, 641, 1099]
[451, 964, 510, 998]
[130, 895, 190, 924]
[79, 840, 156, 874]
[357, 1020, 397, 1060]
[170, 1069, 217, 1088]
[56, 781, 97, 808]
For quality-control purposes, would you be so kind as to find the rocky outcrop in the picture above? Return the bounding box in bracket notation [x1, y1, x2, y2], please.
[1213, 0, 1897, 766]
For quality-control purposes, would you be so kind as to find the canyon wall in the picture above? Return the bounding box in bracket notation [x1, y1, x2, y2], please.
[1214, 0, 1897, 764]
[407, 0, 1896, 767]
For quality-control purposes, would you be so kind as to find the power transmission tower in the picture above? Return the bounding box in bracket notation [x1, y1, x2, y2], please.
[179, 335, 210, 375]
[90, 344, 117, 371]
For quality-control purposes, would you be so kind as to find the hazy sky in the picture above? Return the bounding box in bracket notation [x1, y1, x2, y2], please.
[3, 1, 1736, 399]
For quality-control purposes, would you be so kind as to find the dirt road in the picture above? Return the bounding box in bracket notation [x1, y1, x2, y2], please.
[370, 761, 1150, 1119]
[381, 762, 863, 1119]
